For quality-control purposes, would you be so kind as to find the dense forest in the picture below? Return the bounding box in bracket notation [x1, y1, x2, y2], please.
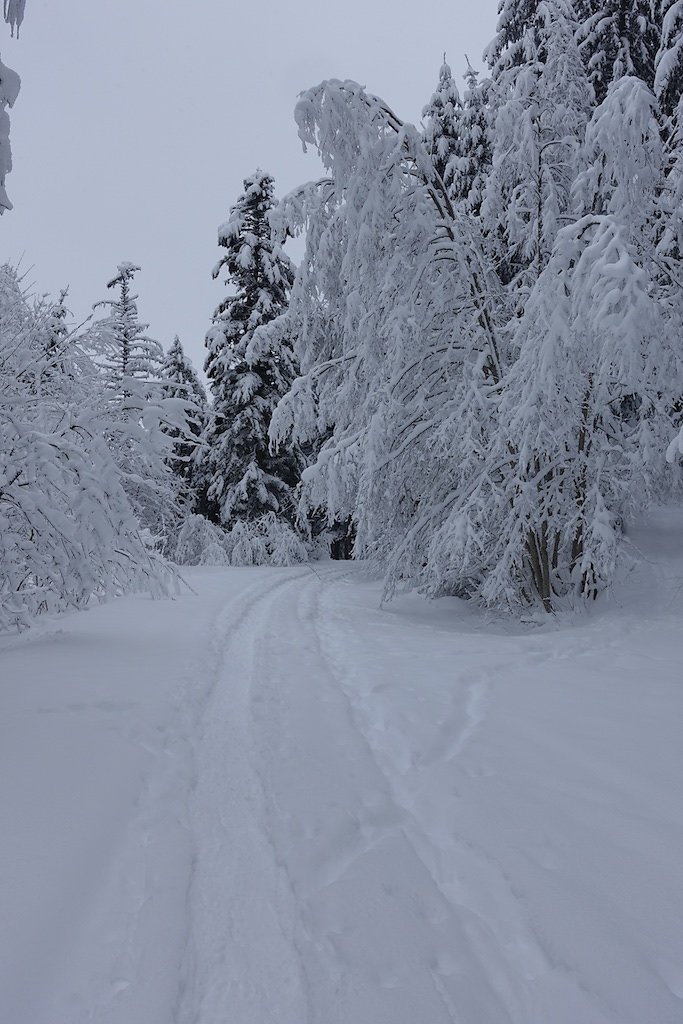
[2, 0, 683, 627]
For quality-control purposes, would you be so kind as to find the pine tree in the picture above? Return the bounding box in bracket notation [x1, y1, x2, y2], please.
[422, 59, 462, 191]
[577, 0, 660, 103]
[655, 0, 683, 120]
[203, 170, 302, 527]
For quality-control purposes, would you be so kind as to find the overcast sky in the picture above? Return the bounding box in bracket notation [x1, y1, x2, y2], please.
[1, 0, 497, 375]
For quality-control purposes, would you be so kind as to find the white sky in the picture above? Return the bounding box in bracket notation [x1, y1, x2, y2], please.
[1, 0, 497, 375]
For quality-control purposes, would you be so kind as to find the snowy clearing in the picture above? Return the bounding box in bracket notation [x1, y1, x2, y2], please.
[2, 512, 683, 1024]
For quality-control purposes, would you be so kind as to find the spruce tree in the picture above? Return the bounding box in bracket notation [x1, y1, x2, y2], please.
[40, 287, 70, 378]
[91, 264, 181, 549]
[483, 0, 592, 293]
[94, 262, 163, 387]
[655, 0, 683, 119]
[203, 170, 301, 527]
[422, 59, 462, 191]
[160, 336, 208, 505]
[577, 0, 660, 102]
[450, 58, 492, 214]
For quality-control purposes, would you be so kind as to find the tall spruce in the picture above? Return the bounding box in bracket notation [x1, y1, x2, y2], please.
[203, 170, 301, 527]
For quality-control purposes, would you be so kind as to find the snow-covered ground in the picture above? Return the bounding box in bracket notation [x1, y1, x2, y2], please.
[2, 510, 683, 1024]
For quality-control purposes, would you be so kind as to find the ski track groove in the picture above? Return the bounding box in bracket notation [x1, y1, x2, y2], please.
[175, 568, 311, 1024]
[249, 568, 515, 1023]
[174, 565, 619, 1024]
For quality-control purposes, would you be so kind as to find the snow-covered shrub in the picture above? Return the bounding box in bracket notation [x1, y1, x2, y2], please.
[173, 514, 232, 566]
[173, 512, 309, 567]
[226, 513, 309, 567]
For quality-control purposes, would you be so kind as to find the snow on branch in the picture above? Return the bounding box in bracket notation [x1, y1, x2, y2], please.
[3, 0, 26, 35]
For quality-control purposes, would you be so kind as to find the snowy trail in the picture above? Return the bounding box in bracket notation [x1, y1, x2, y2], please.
[245, 567, 512, 1023]
[2, 530, 683, 1023]
[177, 568, 313, 1024]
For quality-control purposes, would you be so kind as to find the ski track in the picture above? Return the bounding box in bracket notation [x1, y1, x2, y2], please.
[175, 568, 313, 1024]
[244, 568, 515, 1024]
[4, 552, 683, 1023]
[175, 564, 683, 1024]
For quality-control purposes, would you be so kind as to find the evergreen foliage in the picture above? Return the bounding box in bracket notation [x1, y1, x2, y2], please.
[422, 59, 462, 190]
[6, 0, 683, 620]
[203, 170, 302, 527]
[450, 59, 492, 213]
[577, 0, 660, 102]
[655, 0, 683, 119]
[94, 262, 163, 387]
[160, 336, 207, 505]
[483, 0, 592, 293]
[90, 265, 186, 552]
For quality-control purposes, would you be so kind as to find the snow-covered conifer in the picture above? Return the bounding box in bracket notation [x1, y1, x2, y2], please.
[577, 0, 660, 102]
[94, 262, 163, 386]
[655, 0, 683, 119]
[422, 59, 462, 191]
[90, 265, 186, 550]
[160, 335, 207, 503]
[203, 170, 302, 527]
[483, 0, 592, 293]
[3, 0, 26, 34]
[449, 58, 492, 213]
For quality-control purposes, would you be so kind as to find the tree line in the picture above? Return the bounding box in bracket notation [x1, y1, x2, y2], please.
[2, 0, 683, 627]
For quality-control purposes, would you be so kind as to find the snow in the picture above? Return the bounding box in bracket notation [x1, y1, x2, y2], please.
[2, 512, 683, 1023]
